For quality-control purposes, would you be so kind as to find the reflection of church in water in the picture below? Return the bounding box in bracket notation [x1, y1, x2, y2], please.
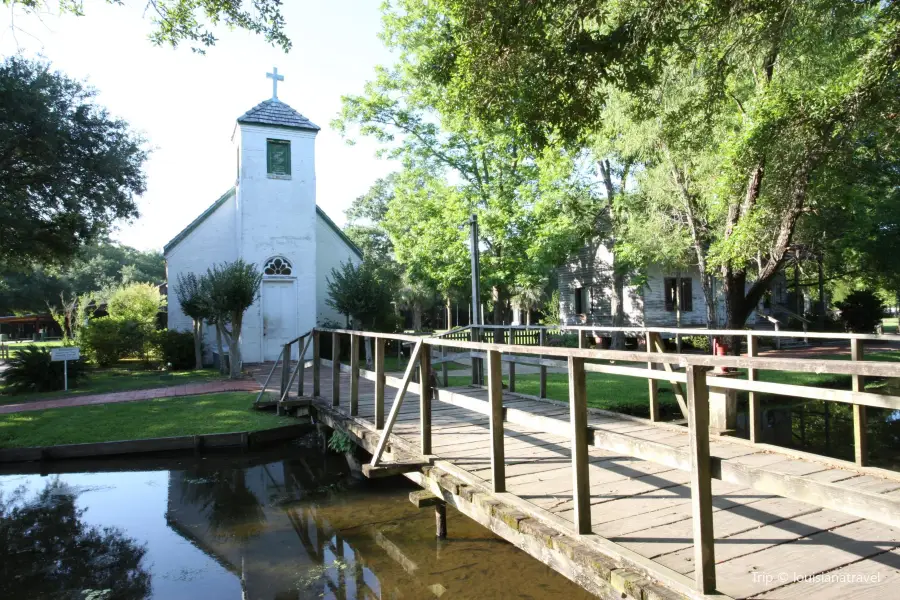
[163, 454, 443, 600]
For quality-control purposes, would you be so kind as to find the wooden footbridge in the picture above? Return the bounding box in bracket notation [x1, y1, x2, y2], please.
[253, 326, 900, 599]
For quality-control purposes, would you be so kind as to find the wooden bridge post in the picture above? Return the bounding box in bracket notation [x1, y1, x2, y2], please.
[350, 334, 360, 416]
[569, 356, 590, 535]
[420, 344, 433, 455]
[487, 349, 506, 493]
[332, 332, 341, 407]
[298, 335, 306, 397]
[471, 326, 482, 386]
[852, 338, 868, 466]
[747, 333, 761, 443]
[646, 332, 660, 421]
[508, 328, 516, 393]
[374, 338, 385, 429]
[312, 331, 320, 397]
[281, 343, 291, 399]
[538, 329, 547, 398]
[687, 364, 716, 593]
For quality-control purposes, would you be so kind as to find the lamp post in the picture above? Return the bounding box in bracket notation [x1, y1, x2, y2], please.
[469, 214, 483, 384]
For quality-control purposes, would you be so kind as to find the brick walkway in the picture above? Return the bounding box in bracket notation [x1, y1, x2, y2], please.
[0, 379, 260, 415]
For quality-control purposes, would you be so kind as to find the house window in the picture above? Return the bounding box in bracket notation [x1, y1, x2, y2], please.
[574, 286, 585, 314]
[266, 139, 291, 176]
[664, 277, 693, 312]
[263, 256, 292, 276]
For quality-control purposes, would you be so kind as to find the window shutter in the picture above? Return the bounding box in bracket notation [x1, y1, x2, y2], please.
[664, 278, 676, 312]
[266, 139, 291, 175]
[681, 278, 693, 312]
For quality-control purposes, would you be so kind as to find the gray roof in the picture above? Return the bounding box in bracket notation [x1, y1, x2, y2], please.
[237, 99, 320, 131]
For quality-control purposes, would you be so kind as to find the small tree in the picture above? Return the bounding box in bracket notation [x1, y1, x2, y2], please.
[326, 260, 394, 366]
[107, 282, 166, 326]
[837, 291, 885, 333]
[398, 277, 435, 331]
[512, 279, 546, 326]
[174, 273, 209, 370]
[204, 260, 262, 378]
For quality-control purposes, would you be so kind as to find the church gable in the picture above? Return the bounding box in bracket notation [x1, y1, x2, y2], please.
[163, 188, 236, 256]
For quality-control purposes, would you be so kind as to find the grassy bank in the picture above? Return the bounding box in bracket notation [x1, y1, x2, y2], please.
[0, 367, 226, 405]
[0, 392, 288, 448]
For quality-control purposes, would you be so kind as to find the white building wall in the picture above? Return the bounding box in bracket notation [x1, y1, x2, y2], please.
[234, 123, 318, 363]
[315, 214, 361, 326]
[165, 194, 238, 362]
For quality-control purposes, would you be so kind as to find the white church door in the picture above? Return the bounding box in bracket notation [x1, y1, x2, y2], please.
[262, 279, 298, 361]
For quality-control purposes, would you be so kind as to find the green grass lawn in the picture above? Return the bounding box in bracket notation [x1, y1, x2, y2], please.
[0, 392, 289, 448]
[1, 340, 65, 356]
[0, 367, 226, 405]
[447, 349, 900, 419]
[383, 355, 467, 373]
[883, 317, 899, 334]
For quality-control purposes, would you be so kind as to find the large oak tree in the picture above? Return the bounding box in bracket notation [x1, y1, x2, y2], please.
[383, 0, 900, 341]
[0, 58, 148, 271]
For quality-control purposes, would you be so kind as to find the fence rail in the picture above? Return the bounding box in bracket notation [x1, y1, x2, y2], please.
[297, 325, 900, 595]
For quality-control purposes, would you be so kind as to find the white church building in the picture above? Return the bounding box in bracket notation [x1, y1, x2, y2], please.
[165, 69, 362, 364]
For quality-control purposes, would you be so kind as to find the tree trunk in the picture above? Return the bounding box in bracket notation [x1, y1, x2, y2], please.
[412, 303, 423, 331]
[214, 323, 226, 375]
[445, 297, 453, 329]
[228, 312, 243, 379]
[817, 253, 826, 331]
[492, 286, 506, 343]
[610, 270, 626, 349]
[722, 271, 757, 355]
[193, 319, 203, 370]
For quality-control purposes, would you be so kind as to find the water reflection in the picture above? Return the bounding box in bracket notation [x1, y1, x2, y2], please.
[0, 442, 592, 600]
[0, 479, 151, 600]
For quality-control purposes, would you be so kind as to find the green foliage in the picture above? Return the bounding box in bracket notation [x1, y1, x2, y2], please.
[327, 430, 355, 454]
[837, 291, 885, 333]
[174, 273, 208, 321]
[335, 61, 602, 323]
[380, 0, 900, 330]
[3, 0, 291, 53]
[0, 346, 86, 394]
[326, 260, 395, 330]
[80, 317, 146, 367]
[681, 335, 712, 352]
[152, 330, 199, 371]
[202, 259, 262, 378]
[0, 58, 146, 271]
[0, 242, 165, 315]
[541, 290, 561, 326]
[107, 283, 165, 326]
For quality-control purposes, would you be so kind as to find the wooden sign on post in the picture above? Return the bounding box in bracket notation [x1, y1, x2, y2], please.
[50, 347, 80, 392]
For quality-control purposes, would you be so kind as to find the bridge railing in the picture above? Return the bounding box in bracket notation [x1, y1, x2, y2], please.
[306, 326, 900, 595]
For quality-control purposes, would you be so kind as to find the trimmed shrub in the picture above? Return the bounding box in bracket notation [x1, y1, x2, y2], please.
[0, 346, 86, 394]
[152, 330, 198, 371]
[80, 317, 146, 366]
[681, 335, 712, 352]
[837, 290, 885, 333]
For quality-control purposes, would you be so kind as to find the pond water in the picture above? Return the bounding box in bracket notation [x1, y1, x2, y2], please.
[0, 439, 594, 600]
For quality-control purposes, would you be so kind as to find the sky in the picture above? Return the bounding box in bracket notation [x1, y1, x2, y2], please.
[0, 1, 398, 252]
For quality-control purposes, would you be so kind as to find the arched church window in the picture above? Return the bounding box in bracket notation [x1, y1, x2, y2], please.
[263, 256, 293, 276]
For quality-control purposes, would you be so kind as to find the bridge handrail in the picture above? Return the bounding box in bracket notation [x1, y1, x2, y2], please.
[302, 326, 900, 594]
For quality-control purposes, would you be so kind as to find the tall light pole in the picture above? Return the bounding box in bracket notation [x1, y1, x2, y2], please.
[469, 214, 483, 384]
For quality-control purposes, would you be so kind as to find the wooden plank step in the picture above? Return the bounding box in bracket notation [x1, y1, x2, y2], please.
[361, 460, 430, 479]
[409, 489, 445, 508]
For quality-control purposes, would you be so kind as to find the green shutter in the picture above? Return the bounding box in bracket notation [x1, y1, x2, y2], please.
[266, 139, 291, 175]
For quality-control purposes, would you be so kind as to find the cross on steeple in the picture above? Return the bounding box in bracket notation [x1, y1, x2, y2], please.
[266, 67, 284, 101]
